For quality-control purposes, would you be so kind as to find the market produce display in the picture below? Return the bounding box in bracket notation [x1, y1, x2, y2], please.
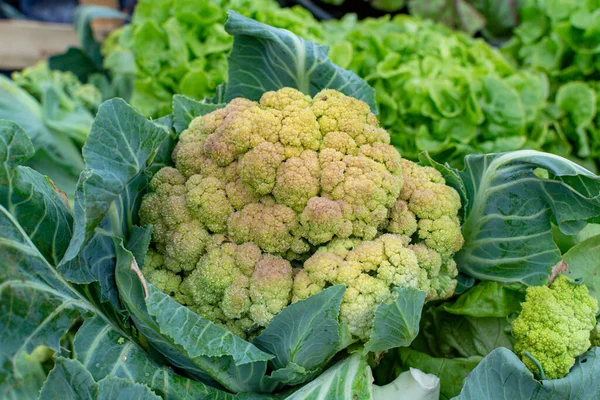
[3, 10, 600, 400]
[2, 2, 600, 400]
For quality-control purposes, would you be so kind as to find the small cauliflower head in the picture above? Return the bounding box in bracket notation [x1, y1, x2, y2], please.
[512, 275, 599, 380]
[150, 87, 402, 259]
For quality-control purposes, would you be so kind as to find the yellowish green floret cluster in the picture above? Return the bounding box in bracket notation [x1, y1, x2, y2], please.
[512, 275, 599, 380]
[139, 87, 464, 340]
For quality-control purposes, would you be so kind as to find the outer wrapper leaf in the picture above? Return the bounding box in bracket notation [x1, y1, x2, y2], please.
[563, 235, 600, 303]
[0, 124, 89, 390]
[114, 241, 279, 393]
[223, 11, 376, 113]
[172, 95, 224, 135]
[284, 354, 373, 400]
[39, 358, 99, 400]
[423, 150, 600, 284]
[73, 316, 233, 400]
[253, 285, 345, 386]
[364, 287, 426, 353]
[59, 98, 170, 308]
[40, 358, 162, 400]
[454, 347, 600, 399]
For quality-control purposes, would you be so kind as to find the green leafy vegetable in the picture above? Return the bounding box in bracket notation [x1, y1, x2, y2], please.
[424, 150, 600, 284]
[324, 15, 551, 163]
[224, 12, 376, 111]
[409, 0, 523, 42]
[102, 0, 326, 117]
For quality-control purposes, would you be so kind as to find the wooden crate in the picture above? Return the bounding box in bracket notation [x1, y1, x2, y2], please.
[0, 20, 79, 70]
[0, 0, 123, 70]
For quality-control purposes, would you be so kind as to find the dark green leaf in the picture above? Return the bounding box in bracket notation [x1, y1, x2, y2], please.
[364, 287, 426, 353]
[0, 205, 87, 391]
[439, 281, 525, 318]
[455, 347, 600, 399]
[172, 95, 225, 135]
[224, 12, 376, 113]
[74, 316, 233, 400]
[97, 376, 161, 399]
[49, 48, 99, 83]
[423, 150, 600, 285]
[253, 286, 345, 385]
[73, 6, 129, 69]
[60, 98, 169, 305]
[0, 350, 48, 400]
[398, 348, 481, 400]
[126, 226, 153, 268]
[39, 358, 98, 400]
[4, 166, 73, 265]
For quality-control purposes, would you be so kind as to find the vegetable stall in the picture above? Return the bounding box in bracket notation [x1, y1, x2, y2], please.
[1, 1, 600, 399]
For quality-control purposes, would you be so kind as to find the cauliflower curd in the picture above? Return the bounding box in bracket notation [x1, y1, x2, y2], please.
[140, 88, 464, 340]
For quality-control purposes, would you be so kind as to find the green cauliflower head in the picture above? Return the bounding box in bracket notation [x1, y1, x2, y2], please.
[512, 274, 599, 380]
[139, 88, 464, 340]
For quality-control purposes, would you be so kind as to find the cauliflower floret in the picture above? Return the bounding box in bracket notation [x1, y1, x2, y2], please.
[227, 202, 300, 254]
[248, 255, 294, 326]
[512, 275, 599, 379]
[176, 237, 293, 338]
[418, 216, 464, 259]
[300, 197, 352, 245]
[294, 234, 458, 341]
